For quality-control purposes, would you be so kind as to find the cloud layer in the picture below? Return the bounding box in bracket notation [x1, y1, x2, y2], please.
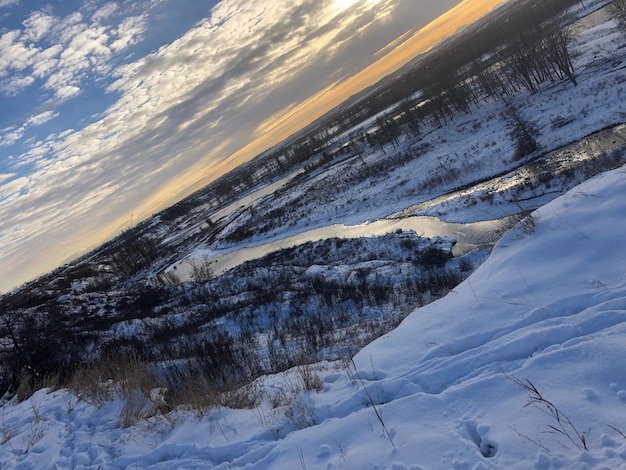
[0, 4, 146, 100]
[0, 0, 460, 292]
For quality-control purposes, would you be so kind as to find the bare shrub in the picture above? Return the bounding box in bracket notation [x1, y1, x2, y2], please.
[349, 359, 395, 448]
[162, 366, 220, 417]
[514, 203, 539, 235]
[282, 375, 316, 429]
[68, 351, 161, 409]
[160, 270, 181, 285]
[109, 230, 160, 277]
[15, 371, 60, 402]
[504, 101, 539, 160]
[611, 0, 626, 33]
[297, 364, 322, 393]
[190, 255, 214, 282]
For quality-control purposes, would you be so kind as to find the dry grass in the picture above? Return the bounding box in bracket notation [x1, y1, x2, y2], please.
[68, 351, 157, 407]
[68, 351, 167, 426]
[16, 371, 61, 402]
[510, 376, 588, 452]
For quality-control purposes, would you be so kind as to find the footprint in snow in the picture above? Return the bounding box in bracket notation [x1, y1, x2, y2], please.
[316, 444, 332, 460]
[463, 420, 498, 458]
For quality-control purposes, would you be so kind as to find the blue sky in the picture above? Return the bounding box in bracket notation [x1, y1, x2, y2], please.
[0, 0, 491, 292]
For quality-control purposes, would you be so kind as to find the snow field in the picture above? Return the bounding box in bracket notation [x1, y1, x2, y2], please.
[2, 2, 626, 468]
[2, 163, 626, 469]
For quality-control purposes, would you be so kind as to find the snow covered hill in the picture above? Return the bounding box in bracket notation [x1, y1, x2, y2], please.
[2, 158, 625, 469]
[2, 1, 626, 468]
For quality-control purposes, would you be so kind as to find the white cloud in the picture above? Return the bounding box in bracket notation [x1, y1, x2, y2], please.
[25, 110, 59, 127]
[55, 85, 82, 100]
[0, 110, 59, 147]
[0, 0, 453, 292]
[0, 30, 38, 75]
[22, 11, 56, 42]
[110, 14, 147, 51]
[0, 6, 147, 101]
[0, 127, 25, 147]
[0, 173, 14, 184]
[31, 44, 62, 78]
[0, 74, 34, 95]
[92, 2, 118, 23]
[0, 0, 18, 8]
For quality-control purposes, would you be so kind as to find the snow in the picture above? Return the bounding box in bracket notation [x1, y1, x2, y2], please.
[2, 3, 626, 468]
[172, 1, 626, 275]
[3, 164, 626, 469]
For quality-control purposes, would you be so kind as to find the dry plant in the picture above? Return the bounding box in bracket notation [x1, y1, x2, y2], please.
[609, 424, 626, 440]
[24, 397, 45, 453]
[511, 376, 588, 451]
[160, 270, 181, 285]
[297, 364, 322, 393]
[190, 255, 214, 282]
[284, 388, 316, 429]
[220, 382, 260, 410]
[68, 351, 167, 427]
[298, 447, 308, 470]
[280, 374, 316, 429]
[119, 389, 152, 428]
[164, 371, 220, 418]
[0, 406, 15, 446]
[514, 203, 538, 235]
[252, 370, 320, 430]
[349, 359, 395, 448]
[16, 371, 61, 402]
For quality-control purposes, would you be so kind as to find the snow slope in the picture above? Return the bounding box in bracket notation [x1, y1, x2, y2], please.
[2, 165, 626, 469]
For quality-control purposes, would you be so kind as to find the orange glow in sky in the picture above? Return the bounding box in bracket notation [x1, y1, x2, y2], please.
[183, 0, 509, 196]
[80, 0, 511, 269]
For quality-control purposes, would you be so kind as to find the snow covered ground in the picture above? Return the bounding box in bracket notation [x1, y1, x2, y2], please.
[2, 2, 626, 469]
[177, 1, 626, 273]
[2, 145, 626, 470]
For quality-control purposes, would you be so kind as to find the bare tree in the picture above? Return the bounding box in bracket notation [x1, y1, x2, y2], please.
[110, 230, 160, 277]
[543, 19, 577, 86]
[611, 0, 626, 33]
[190, 255, 214, 282]
[503, 101, 539, 160]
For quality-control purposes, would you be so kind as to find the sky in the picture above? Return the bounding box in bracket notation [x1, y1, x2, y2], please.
[0, 0, 507, 293]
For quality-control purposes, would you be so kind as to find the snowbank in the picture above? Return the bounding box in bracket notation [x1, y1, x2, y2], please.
[2, 164, 626, 469]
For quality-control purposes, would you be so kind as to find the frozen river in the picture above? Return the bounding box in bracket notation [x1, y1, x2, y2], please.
[166, 215, 509, 282]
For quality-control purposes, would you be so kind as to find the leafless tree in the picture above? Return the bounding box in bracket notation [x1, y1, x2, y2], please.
[611, 0, 626, 33]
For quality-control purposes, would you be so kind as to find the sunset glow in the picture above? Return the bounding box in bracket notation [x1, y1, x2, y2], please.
[0, 0, 510, 292]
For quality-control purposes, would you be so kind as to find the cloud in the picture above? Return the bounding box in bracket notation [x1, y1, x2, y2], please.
[22, 11, 56, 42]
[25, 110, 58, 127]
[0, 110, 59, 148]
[0, 0, 18, 8]
[92, 2, 118, 23]
[110, 14, 147, 51]
[0, 74, 34, 95]
[0, 0, 465, 292]
[0, 4, 147, 104]
[0, 173, 14, 184]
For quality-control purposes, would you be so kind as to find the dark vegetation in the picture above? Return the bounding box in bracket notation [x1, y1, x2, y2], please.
[145, 0, 587, 225]
[0, 231, 483, 398]
[1, 0, 625, 402]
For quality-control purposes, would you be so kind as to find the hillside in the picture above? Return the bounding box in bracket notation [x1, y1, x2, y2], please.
[1, 0, 626, 468]
[2, 135, 626, 470]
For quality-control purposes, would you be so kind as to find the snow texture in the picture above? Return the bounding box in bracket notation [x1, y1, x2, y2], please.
[2, 1, 626, 468]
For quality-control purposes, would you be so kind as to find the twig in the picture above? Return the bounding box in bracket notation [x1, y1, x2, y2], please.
[350, 359, 395, 448]
[298, 447, 308, 470]
[510, 424, 552, 454]
[510, 376, 588, 451]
